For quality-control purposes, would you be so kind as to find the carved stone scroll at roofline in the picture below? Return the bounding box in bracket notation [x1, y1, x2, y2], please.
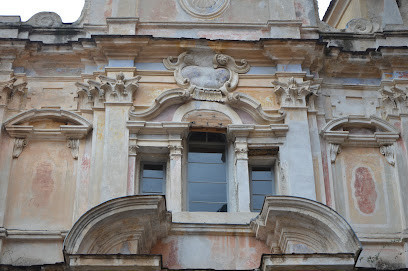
[163, 51, 249, 103]
[128, 88, 285, 124]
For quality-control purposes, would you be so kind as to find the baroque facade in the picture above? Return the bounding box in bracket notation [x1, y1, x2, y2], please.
[0, 0, 408, 270]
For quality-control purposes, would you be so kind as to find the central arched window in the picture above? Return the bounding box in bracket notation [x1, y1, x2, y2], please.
[187, 132, 227, 212]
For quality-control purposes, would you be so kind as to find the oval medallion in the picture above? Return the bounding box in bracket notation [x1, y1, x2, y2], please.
[179, 0, 230, 19]
[353, 167, 377, 215]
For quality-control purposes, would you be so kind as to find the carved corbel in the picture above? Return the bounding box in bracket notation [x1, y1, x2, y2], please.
[380, 145, 395, 166]
[67, 139, 80, 159]
[12, 138, 27, 158]
[330, 144, 342, 163]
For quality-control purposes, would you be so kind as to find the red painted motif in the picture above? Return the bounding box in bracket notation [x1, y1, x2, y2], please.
[32, 162, 54, 207]
[354, 167, 377, 214]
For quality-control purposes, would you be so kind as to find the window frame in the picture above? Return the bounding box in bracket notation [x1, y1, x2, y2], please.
[139, 161, 167, 196]
[186, 131, 229, 212]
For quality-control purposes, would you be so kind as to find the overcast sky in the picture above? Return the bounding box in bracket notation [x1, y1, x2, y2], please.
[1, 0, 332, 23]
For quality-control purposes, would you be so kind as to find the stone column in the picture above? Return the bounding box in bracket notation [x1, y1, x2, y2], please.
[274, 76, 319, 201]
[167, 143, 183, 212]
[234, 137, 251, 212]
[127, 143, 138, 195]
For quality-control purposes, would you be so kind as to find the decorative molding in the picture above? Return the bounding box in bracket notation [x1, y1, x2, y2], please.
[4, 109, 92, 159]
[251, 196, 362, 255]
[329, 144, 341, 163]
[0, 77, 27, 106]
[179, 0, 230, 19]
[380, 145, 395, 166]
[67, 139, 80, 159]
[76, 72, 141, 106]
[163, 51, 249, 102]
[12, 138, 27, 159]
[272, 77, 320, 108]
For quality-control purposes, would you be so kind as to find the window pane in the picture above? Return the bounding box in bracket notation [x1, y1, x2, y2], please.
[187, 163, 226, 182]
[188, 152, 224, 163]
[141, 178, 164, 194]
[143, 168, 164, 178]
[189, 202, 227, 212]
[252, 169, 273, 181]
[252, 180, 274, 195]
[252, 195, 266, 211]
[188, 182, 227, 203]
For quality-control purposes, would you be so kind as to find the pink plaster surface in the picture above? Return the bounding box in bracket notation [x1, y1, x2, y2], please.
[151, 234, 270, 270]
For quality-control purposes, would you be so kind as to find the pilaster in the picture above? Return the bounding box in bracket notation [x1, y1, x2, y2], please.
[274, 76, 319, 200]
[167, 141, 183, 212]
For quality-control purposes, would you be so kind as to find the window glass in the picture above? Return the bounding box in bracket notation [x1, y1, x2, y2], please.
[187, 132, 227, 212]
[251, 166, 274, 212]
[140, 164, 165, 195]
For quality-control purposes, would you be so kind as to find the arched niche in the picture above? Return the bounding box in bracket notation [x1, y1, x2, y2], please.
[251, 196, 362, 256]
[3, 109, 92, 159]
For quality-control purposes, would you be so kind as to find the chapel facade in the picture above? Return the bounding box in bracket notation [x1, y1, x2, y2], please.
[0, 0, 408, 270]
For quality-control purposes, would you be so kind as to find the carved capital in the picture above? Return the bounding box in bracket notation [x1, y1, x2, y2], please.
[12, 138, 27, 158]
[76, 72, 141, 107]
[380, 145, 395, 166]
[330, 144, 342, 163]
[0, 77, 27, 107]
[379, 85, 408, 117]
[234, 144, 248, 160]
[67, 139, 80, 159]
[168, 145, 183, 157]
[129, 144, 139, 156]
[272, 77, 320, 108]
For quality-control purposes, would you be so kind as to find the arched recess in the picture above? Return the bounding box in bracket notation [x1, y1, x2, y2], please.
[3, 109, 92, 159]
[64, 195, 170, 256]
[251, 196, 362, 256]
[128, 89, 285, 124]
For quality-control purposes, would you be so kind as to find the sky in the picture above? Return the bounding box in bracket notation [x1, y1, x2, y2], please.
[0, 0, 332, 23]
